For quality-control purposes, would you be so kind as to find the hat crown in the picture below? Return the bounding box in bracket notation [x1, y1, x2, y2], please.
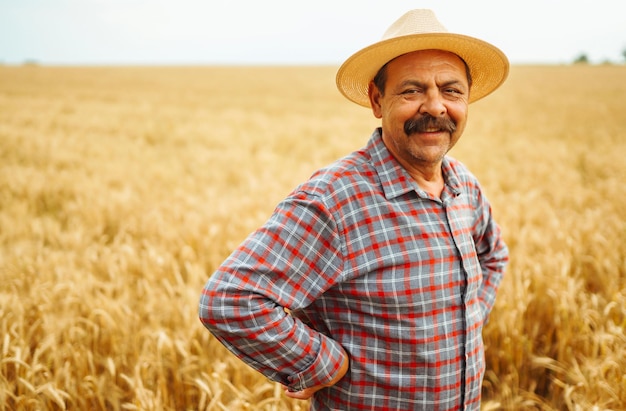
[382, 9, 448, 40]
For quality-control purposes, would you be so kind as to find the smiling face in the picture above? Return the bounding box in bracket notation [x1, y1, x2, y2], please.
[368, 49, 470, 176]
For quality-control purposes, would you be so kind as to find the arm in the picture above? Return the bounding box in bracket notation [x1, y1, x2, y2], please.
[472, 191, 509, 319]
[284, 345, 349, 400]
[198, 194, 348, 392]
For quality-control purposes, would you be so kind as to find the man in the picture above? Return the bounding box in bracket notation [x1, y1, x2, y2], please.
[199, 9, 509, 410]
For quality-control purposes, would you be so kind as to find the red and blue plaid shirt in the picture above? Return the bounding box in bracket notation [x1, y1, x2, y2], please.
[199, 129, 509, 410]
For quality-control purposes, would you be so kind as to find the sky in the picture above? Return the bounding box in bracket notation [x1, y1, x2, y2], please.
[0, 0, 624, 66]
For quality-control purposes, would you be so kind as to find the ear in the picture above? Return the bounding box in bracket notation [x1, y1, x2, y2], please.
[368, 81, 383, 119]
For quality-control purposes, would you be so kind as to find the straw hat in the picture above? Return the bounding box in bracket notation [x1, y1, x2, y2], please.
[336, 9, 509, 107]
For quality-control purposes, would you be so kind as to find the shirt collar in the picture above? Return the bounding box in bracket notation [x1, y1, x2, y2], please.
[367, 128, 462, 200]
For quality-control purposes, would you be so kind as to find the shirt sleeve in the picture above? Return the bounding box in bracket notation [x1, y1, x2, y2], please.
[198, 192, 346, 391]
[472, 188, 509, 320]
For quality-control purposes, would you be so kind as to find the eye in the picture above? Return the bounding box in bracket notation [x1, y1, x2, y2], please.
[401, 88, 421, 95]
[442, 87, 466, 100]
[444, 87, 461, 95]
[399, 88, 424, 100]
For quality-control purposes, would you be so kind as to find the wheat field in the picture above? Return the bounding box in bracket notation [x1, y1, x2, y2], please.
[0, 64, 624, 410]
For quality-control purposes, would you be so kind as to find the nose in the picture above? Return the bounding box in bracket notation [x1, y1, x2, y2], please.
[418, 90, 446, 117]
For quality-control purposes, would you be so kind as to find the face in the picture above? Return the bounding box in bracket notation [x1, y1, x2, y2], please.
[368, 49, 469, 172]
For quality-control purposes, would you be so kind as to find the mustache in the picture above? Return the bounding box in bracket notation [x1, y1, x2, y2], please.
[404, 115, 457, 135]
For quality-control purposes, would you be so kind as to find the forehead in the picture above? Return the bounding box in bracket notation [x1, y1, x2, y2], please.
[385, 49, 467, 79]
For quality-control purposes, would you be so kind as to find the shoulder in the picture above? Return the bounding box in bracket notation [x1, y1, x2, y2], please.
[444, 156, 475, 178]
[443, 156, 491, 209]
[293, 149, 379, 201]
[444, 156, 482, 187]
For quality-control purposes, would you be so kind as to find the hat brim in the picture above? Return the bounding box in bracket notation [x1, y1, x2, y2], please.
[336, 33, 509, 107]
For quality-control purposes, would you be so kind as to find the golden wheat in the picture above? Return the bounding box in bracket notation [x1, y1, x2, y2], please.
[0, 64, 624, 410]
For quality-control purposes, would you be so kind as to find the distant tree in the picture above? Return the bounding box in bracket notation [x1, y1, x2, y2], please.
[623, 47, 626, 62]
[573, 53, 589, 64]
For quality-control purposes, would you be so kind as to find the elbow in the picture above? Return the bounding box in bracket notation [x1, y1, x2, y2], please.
[198, 275, 247, 335]
[198, 284, 224, 332]
[198, 291, 213, 329]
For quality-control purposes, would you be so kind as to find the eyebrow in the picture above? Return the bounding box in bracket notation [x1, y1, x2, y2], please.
[398, 80, 425, 89]
[399, 79, 467, 91]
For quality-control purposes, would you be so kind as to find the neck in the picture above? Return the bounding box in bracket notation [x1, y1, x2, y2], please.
[393, 153, 445, 197]
[408, 164, 445, 198]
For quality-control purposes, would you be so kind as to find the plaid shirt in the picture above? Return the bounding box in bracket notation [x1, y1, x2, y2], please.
[199, 129, 508, 410]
